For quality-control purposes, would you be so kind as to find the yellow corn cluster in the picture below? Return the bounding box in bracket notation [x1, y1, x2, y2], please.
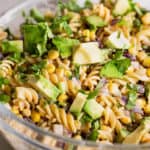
[82, 29, 96, 42]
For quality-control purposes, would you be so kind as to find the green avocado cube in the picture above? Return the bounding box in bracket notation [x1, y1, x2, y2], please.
[113, 0, 132, 16]
[1, 40, 23, 53]
[73, 42, 110, 65]
[28, 75, 60, 100]
[70, 92, 87, 115]
[84, 99, 104, 120]
[86, 15, 106, 28]
[106, 31, 130, 49]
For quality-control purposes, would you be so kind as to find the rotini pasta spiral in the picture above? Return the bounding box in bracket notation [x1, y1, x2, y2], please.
[0, 28, 7, 41]
[83, 64, 101, 90]
[0, 60, 14, 77]
[46, 104, 80, 133]
[16, 87, 39, 105]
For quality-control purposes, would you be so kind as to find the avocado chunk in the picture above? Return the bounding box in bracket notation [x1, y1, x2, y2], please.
[28, 75, 60, 100]
[73, 42, 110, 65]
[113, 0, 131, 16]
[58, 81, 68, 94]
[123, 117, 150, 144]
[1, 40, 23, 53]
[145, 83, 150, 103]
[70, 93, 87, 115]
[86, 15, 106, 28]
[83, 99, 104, 120]
[106, 31, 130, 49]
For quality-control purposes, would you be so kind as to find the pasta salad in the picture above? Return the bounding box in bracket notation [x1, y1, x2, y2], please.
[0, 0, 150, 144]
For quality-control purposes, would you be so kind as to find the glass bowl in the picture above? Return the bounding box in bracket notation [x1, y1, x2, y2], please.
[0, 0, 150, 149]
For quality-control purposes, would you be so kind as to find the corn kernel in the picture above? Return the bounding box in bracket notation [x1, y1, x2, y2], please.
[128, 47, 137, 56]
[31, 111, 41, 123]
[11, 106, 19, 114]
[120, 116, 131, 125]
[58, 94, 68, 103]
[144, 104, 150, 114]
[137, 51, 147, 62]
[101, 125, 110, 131]
[48, 50, 59, 60]
[142, 13, 150, 25]
[134, 113, 143, 121]
[56, 68, 64, 77]
[147, 68, 150, 77]
[83, 29, 90, 37]
[83, 29, 90, 42]
[47, 64, 56, 74]
[50, 74, 58, 84]
[141, 133, 150, 143]
[73, 135, 82, 140]
[90, 30, 96, 40]
[65, 70, 72, 77]
[143, 57, 150, 67]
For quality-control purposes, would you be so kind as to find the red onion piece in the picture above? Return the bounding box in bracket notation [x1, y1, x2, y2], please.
[132, 106, 144, 115]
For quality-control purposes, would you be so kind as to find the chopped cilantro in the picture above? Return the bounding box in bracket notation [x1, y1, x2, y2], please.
[87, 130, 99, 141]
[59, 0, 81, 13]
[87, 80, 105, 99]
[92, 120, 100, 130]
[0, 77, 9, 88]
[22, 23, 53, 56]
[100, 58, 131, 78]
[126, 84, 138, 110]
[31, 61, 47, 75]
[30, 8, 45, 22]
[52, 36, 79, 58]
[113, 50, 124, 60]
[0, 94, 10, 103]
[8, 52, 22, 63]
[145, 83, 150, 102]
[51, 16, 72, 35]
[81, 114, 93, 124]
[74, 65, 80, 79]
[84, 0, 93, 9]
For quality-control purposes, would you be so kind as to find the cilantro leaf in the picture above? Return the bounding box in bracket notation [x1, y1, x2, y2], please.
[100, 58, 131, 78]
[0, 94, 10, 103]
[59, 0, 81, 12]
[51, 16, 72, 35]
[74, 65, 80, 79]
[126, 90, 137, 110]
[8, 52, 22, 63]
[113, 50, 124, 60]
[31, 61, 47, 75]
[87, 130, 99, 141]
[22, 23, 53, 56]
[30, 8, 45, 22]
[84, 0, 93, 9]
[0, 77, 9, 88]
[87, 80, 105, 99]
[81, 114, 93, 124]
[52, 37, 79, 58]
[126, 84, 138, 110]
